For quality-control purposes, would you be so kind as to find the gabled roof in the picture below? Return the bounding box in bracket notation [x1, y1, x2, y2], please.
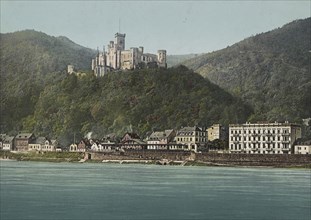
[4, 136, 14, 143]
[35, 137, 47, 145]
[149, 129, 175, 141]
[132, 139, 146, 145]
[123, 132, 140, 140]
[164, 129, 175, 137]
[15, 133, 34, 139]
[149, 131, 166, 140]
[79, 138, 91, 146]
[296, 139, 311, 145]
[177, 126, 202, 136]
[101, 133, 117, 141]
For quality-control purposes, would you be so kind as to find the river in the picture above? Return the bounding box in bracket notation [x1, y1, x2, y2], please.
[0, 161, 310, 220]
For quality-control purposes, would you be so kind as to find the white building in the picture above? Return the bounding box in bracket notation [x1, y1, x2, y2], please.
[28, 137, 55, 152]
[92, 33, 167, 77]
[229, 122, 301, 154]
[0, 134, 14, 151]
[175, 126, 207, 152]
[69, 144, 78, 152]
[294, 140, 311, 154]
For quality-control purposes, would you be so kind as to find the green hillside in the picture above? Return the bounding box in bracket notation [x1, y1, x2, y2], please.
[22, 67, 252, 145]
[1, 30, 96, 75]
[182, 18, 311, 122]
[0, 30, 96, 134]
[0, 30, 252, 145]
[166, 54, 203, 67]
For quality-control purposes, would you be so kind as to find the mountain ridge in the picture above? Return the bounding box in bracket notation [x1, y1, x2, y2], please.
[182, 17, 311, 122]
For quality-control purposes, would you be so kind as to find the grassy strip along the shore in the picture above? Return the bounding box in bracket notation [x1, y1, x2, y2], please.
[0, 151, 84, 162]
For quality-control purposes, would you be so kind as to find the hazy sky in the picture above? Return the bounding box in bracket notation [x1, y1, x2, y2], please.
[1, 1, 310, 54]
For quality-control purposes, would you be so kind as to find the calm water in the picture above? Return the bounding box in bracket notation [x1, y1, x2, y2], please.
[0, 161, 310, 220]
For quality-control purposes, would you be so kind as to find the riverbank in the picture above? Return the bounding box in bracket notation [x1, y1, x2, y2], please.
[1, 150, 310, 168]
[0, 151, 83, 163]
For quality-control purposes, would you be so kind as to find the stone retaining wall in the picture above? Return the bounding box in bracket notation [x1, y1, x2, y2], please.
[196, 153, 311, 166]
[89, 151, 311, 167]
[90, 150, 191, 161]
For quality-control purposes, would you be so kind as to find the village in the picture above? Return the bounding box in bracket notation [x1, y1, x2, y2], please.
[1, 122, 311, 156]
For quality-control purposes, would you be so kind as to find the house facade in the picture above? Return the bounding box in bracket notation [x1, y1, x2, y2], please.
[15, 133, 35, 151]
[294, 140, 311, 154]
[0, 134, 15, 151]
[147, 129, 176, 150]
[69, 144, 78, 152]
[229, 122, 301, 154]
[77, 139, 90, 152]
[28, 137, 56, 152]
[175, 126, 207, 152]
[207, 124, 227, 141]
[120, 132, 146, 150]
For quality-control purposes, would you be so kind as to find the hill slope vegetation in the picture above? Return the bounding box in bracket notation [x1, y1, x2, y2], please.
[21, 67, 252, 145]
[0, 30, 252, 144]
[183, 18, 311, 122]
[0, 30, 96, 134]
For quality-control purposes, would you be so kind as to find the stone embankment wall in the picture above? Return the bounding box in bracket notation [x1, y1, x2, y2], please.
[196, 153, 311, 166]
[90, 150, 191, 161]
[90, 151, 311, 166]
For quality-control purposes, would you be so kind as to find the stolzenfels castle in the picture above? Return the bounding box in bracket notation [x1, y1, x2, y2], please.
[92, 33, 167, 77]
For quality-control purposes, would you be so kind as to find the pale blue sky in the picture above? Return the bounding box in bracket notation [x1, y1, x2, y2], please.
[1, 1, 310, 54]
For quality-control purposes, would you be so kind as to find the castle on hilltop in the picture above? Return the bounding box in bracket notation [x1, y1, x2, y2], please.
[92, 33, 167, 77]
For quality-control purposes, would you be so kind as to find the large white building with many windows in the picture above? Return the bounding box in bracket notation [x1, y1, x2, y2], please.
[229, 122, 301, 154]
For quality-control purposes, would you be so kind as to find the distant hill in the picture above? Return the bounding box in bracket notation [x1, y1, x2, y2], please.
[0, 30, 96, 76]
[182, 18, 311, 122]
[166, 54, 203, 67]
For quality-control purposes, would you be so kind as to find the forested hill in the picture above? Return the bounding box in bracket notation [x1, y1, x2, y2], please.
[0, 30, 96, 76]
[166, 54, 202, 67]
[182, 18, 311, 122]
[1, 66, 252, 145]
[0, 30, 96, 137]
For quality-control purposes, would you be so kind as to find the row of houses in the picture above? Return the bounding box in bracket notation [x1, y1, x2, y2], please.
[0, 133, 59, 152]
[68, 122, 310, 154]
[1, 122, 310, 154]
[69, 127, 214, 153]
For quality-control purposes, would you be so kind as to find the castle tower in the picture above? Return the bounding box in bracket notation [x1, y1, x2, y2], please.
[67, 65, 75, 74]
[114, 33, 126, 51]
[92, 47, 108, 77]
[157, 50, 167, 68]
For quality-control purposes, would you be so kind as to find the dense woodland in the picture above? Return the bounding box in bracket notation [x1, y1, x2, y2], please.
[1, 63, 251, 146]
[183, 18, 311, 123]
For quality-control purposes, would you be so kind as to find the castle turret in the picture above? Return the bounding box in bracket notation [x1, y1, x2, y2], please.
[157, 50, 167, 68]
[67, 65, 75, 74]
